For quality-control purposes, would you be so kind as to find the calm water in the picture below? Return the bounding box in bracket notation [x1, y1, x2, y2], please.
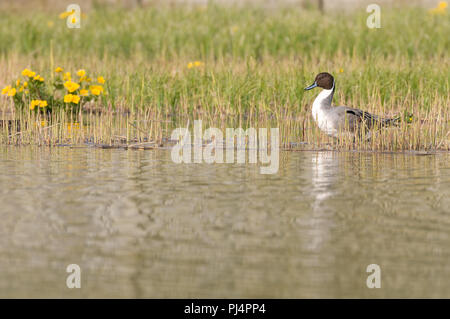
[0, 146, 449, 298]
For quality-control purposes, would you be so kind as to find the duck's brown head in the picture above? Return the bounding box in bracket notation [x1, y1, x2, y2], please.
[304, 72, 335, 90]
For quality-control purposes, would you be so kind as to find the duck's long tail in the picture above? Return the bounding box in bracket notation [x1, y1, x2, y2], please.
[379, 115, 401, 127]
[362, 111, 413, 128]
[347, 109, 413, 128]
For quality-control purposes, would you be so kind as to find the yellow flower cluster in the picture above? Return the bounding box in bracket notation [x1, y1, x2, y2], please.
[21, 68, 44, 82]
[56, 67, 105, 88]
[187, 61, 203, 69]
[429, 1, 448, 14]
[64, 94, 80, 104]
[77, 69, 86, 77]
[2, 78, 28, 97]
[1, 85, 16, 96]
[64, 80, 80, 93]
[29, 99, 47, 110]
[5, 66, 106, 113]
[78, 69, 97, 83]
[55, 67, 106, 102]
[33, 75, 44, 82]
[19, 81, 28, 92]
[89, 85, 104, 96]
[22, 68, 36, 77]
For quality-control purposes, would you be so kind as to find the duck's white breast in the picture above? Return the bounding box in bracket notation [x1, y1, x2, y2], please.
[311, 88, 337, 137]
[312, 110, 337, 137]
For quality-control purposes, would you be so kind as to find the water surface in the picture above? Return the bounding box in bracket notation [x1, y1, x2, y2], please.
[0, 147, 449, 298]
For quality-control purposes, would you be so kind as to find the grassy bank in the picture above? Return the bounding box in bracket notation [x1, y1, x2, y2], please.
[0, 3, 449, 150]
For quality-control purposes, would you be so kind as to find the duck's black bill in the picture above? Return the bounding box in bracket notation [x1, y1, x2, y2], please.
[304, 82, 317, 91]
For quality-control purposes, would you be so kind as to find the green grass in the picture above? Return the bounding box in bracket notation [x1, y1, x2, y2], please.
[0, 3, 449, 150]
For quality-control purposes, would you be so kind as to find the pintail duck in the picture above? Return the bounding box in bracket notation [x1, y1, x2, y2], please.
[305, 72, 399, 138]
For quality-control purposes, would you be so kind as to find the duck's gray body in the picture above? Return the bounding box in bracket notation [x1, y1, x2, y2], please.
[307, 74, 398, 138]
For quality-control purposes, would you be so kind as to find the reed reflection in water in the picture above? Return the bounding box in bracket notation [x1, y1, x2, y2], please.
[0, 147, 449, 298]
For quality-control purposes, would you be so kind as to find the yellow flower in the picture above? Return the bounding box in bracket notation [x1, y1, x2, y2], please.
[80, 89, 89, 96]
[77, 69, 86, 77]
[55, 67, 63, 73]
[59, 10, 74, 19]
[429, 1, 448, 14]
[1, 85, 11, 95]
[90, 85, 104, 95]
[23, 81, 28, 88]
[97, 76, 105, 84]
[63, 72, 71, 81]
[339, 68, 344, 73]
[188, 61, 203, 69]
[79, 76, 87, 82]
[71, 17, 76, 24]
[86, 77, 92, 82]
[33, 75, 44, 82]
[16, 79, 20, 86]
[29, 100, 47, 110]
[64, 80, 80, 93]
[1, 86, 16, 96]
[64, 94, 80, 104]
[21, 68, 36, 78]
[29, 100, 40, 110]
[7, 88, 16, 96]
[21, 68, 30, 76]
[72, 95, 80, 104]
[64, 94, 73, 103]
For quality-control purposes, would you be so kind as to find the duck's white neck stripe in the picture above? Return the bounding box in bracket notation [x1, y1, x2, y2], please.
[313, 82, 335, 109]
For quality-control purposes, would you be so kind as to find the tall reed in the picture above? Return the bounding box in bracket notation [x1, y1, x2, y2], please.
[0, 4, 448, 150]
